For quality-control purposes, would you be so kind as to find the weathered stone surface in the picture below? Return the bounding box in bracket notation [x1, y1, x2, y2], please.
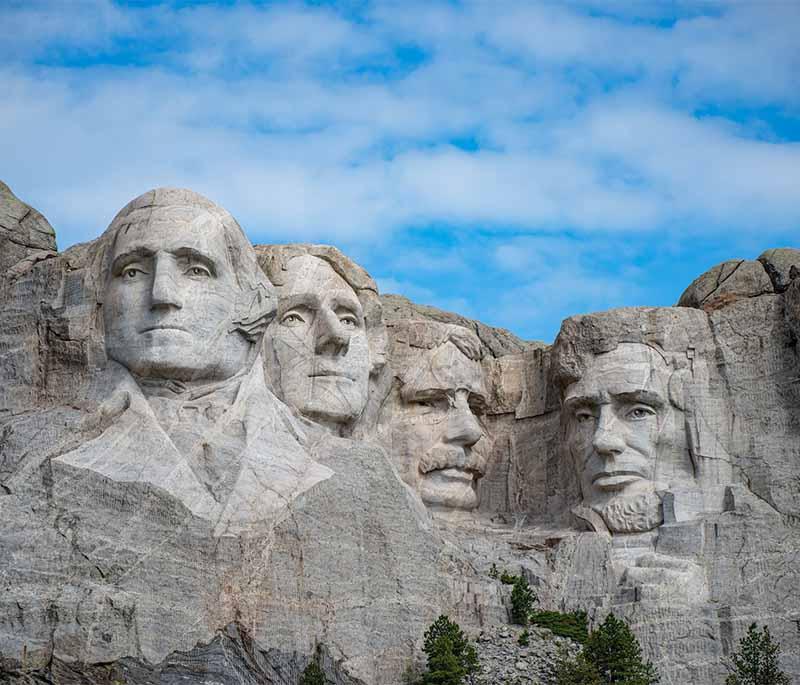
[2, 182, 799, 684]
[676, 258, 773, 311]
[758, 247, 800, 293]
[380, 293, 543, 358]
[0, 181, 57, 275]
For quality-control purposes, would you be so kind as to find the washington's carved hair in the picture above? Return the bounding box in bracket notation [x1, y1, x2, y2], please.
[96, 187, 276, 343]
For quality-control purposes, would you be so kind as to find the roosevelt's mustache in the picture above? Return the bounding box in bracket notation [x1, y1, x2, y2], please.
[418, 441, 489, 476]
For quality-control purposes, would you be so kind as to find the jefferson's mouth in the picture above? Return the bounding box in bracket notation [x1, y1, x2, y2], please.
[309, 370, 355, 381]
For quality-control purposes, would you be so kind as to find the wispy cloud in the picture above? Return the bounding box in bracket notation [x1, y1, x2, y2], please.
[1, 0, 798, 340]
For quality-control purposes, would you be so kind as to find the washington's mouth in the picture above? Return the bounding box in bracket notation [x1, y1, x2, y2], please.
[591, 470, 644, 488]
[140, 325, 188, 333]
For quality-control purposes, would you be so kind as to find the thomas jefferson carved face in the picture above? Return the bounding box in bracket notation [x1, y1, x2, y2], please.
[104, 208, 252, 383]
[264, 254, 371, 430]
[390, 331, 489, 511]
[564, 343, 687, 533]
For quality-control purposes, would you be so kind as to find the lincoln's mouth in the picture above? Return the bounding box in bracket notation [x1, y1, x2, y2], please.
[591, 470, 645, 489]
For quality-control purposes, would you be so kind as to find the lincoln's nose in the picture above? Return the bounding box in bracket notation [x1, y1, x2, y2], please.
[592, 405, 625, 458]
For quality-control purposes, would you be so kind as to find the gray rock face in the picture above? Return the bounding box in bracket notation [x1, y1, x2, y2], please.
[0, 181, 57, 276]
[1, 181, 798, 685]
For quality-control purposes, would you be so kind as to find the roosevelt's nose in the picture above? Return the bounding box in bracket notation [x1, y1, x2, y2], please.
[150, 255, 183, 310]
[444, 392, 482, 448]
[592, 405, 626, 459]
[314, 308, 350, 356]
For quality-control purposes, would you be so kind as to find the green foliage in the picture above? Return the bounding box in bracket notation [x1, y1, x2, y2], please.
[510, 575, 537, 625]
[518, 629, 530, 647]
[583, 613, 659, 684]
[529, 610, 589, 644]
[300, 660, 325, 685]
[553, 648, 603, 685]
[489, 563, 499, 579]
[500, 570, 517, 585]
[419, 615, 479, 685]
[725, 623, 790, 685]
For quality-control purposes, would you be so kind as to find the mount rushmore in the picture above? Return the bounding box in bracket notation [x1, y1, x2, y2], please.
[1, 182, 798, 684]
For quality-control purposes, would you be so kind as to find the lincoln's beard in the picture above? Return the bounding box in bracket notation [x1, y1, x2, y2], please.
[598, 491, 663, 534]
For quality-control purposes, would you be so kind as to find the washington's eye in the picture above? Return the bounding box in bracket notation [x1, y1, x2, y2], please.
[186, 265, 211, 278]
[122, 267, 144, 279]
[627, 405, 655, 420]
[281, 312, 306, 326]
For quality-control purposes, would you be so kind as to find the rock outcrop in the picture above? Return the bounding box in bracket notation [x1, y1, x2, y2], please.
[1, 182, 798, 684]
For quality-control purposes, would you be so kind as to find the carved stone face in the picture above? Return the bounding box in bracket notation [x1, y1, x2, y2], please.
[104, 208, 251, 383]
[392, 340, 488, 511]
[264, 254, 371, 429]
[564, 343, 682, 533]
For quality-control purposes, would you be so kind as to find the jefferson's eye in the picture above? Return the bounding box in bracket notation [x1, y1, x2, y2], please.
[339, 315, 358, 328]
[186, 265, 211, 278]
[627, 406, 656, 420]
[281, 312, 306, 327]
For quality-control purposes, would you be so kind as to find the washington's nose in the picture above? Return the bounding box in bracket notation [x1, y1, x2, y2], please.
[150, 256, 182, 310]
[314, 309, 350, 356]
[444, 393, 482, 448]
[592, 405, 625, 458]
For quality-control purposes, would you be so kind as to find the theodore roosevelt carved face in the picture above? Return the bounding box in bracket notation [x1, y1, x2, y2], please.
[386, 321, 490, 511]
[103, 198, 266, 384]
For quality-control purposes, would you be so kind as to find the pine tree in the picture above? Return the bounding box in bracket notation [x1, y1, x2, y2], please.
[300, 660, 326, 685]
[419, 615, 479, 685]
[553, 647, 603, 685]
[582, 613, 659, 685]
[725, 623, 790, 685]
[510, 575, 536, 625]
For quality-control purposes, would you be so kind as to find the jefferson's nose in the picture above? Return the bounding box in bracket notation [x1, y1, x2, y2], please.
[314, 309, 350, 356]
[592, 405, 625, 458]
[444, 392, 482, 448]
[150, 256, 182, 310]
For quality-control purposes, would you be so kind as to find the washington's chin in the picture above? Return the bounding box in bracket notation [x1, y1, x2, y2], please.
[418, 468, 478, 510]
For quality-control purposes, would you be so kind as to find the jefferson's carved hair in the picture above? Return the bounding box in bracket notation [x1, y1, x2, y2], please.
[257, 243, 388, 374]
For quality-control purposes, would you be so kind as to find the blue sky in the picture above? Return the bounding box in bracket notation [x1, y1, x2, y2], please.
[1, 0, 799, 342]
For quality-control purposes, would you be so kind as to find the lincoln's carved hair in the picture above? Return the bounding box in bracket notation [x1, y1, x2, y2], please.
[257, 243, 388, 374]
[96, 187, 276, 344]
[551, 306, 732, 483]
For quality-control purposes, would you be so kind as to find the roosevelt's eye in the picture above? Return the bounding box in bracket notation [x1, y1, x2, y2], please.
[627, 405, 656, 420]
[574, 409, 596, 423]
[185, 265, 211, 279]
[281, 312, 306, 327]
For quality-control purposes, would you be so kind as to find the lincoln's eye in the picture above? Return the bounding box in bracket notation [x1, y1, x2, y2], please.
[627, 406, 655, 420]
[187, 265, 211, 278]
